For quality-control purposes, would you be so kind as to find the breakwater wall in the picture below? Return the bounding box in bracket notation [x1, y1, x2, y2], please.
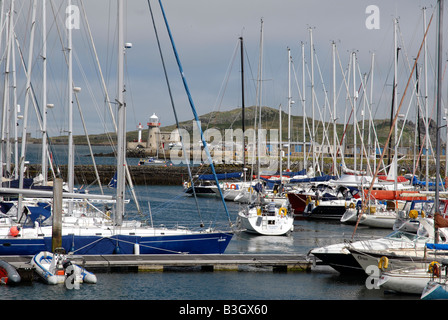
[26, 159, 440, 186]
[27, 164, 244, 186]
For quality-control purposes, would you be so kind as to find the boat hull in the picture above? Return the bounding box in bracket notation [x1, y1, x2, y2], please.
[0, 232, 233, 255]
[0, 260, 21, 284]
[378, 270, 431, 294]
[310, 250, 365, 274]
[421, 281, 448, 300]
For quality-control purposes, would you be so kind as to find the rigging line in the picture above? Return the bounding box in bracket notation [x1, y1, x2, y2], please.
[157, 0, 232, 226]
[208, 39, 240, 131]
[146, 0, 204, 223]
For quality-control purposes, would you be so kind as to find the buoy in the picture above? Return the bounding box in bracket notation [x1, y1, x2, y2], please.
[9, 226, 19, 237]
[134, 243, 140, 255]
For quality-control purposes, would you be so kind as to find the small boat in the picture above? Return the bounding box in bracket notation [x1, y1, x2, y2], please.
[310, 218, 448, 274]
[379, 266, 433, 295]
[421, 259, 448, 300]
[31, 251, 97, 285]
[341, 202, 398, 229]
[138, 157, 172, 166]
[0, 260, 21, 284]
[237, 201, 294, 236]
[304, 198, 358, 220]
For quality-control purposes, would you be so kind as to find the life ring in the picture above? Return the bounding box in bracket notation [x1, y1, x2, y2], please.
[279, 207, 287, 217]
[349, 202, 355, 209]
[378, 256, 389, 271]
[230, 184, 236, 190]
[409, 210, 418, 219]
[429, 261, 440, 277]
[248, 187, 253, 192]
[306, 196, 312, 206]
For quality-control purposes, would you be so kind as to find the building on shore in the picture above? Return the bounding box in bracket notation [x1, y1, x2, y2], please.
[127, 113, 180, 157]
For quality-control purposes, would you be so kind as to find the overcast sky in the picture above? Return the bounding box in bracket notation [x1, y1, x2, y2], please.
[6, 0, 443, 137]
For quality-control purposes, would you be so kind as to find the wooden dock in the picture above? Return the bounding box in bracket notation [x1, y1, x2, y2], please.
[0, 254, 317, 279]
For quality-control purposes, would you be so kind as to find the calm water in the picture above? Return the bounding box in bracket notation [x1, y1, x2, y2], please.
[1, 145, 421, 304]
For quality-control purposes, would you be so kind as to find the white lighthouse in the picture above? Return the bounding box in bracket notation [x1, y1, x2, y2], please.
[137, 123, 143, 142]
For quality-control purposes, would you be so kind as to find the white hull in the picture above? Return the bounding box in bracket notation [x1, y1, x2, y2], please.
[340, 207, 396, 229]
[31, 251, 97, 285]
[359, 213, 397, 229]
[237, 206, 294, 236]
[378, 269, 431, 294]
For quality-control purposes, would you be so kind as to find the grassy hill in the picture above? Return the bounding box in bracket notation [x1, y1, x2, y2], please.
[47, 105, 438, 149]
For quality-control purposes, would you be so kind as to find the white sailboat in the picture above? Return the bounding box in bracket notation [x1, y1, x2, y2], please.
[237, 201, 294, 236]
[235, 21, 294, 236]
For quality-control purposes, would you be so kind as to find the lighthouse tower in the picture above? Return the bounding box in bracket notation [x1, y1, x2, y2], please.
[147, 113, 161, 154]
[137, 123, 143, 142]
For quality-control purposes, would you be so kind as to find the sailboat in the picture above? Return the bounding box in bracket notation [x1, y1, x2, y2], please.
[236, 22, 294, 236]
[0, 0, 233, 255]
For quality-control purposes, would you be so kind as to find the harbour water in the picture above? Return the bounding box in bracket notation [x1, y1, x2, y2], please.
[2, 145, 422, 305]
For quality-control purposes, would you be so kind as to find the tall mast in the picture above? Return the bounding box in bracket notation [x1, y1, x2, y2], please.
[332, 42, 337, 176]
[423, 7, 430, 191]
[369, 52, 375, 175]
[41, 0, 48, 185]
[435, 0, 444, 243]
[1, 1, 13, 178]
[239, 36, 245, 178]
[301, 42, 306, 172]
[309, 28, 315, 174]
[116, 0, 126, 226]
[257, 19, 263, 182]
[352, 51, 357, 171]
[287, 47, 291, 171]
[18, 0, 37, 216]
[67, 0, 74, 218]
[393, 18, 398, 192]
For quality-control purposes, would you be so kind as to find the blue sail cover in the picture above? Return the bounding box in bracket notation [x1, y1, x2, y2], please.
[289, 175, 337, 183]
[26, 205, 52, 224]
[426, 243, 448, 250]
[197, 172, 242, 180]
[412, 176, 445, 187]
[281, 169, 307, 177]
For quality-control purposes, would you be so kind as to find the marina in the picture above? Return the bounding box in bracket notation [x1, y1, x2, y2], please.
[0, 0, 448, 310]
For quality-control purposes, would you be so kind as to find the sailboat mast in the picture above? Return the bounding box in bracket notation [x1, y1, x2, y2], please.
[116, 0, 125, 226]
[423, 7, 430, 191]
[393, 18, 398, 192]
[239, 36, 245, 177]
[18, 0, 37, 216]
[257, 19, 264, 182]
[309, 28, 315, 174]
[435, 0, 444, 243]
[41, 0, 47, 185]
[301, 42, 306, 172]
[332, 41, 337, 176]
[352, 51, 357, 172]
[287, 47, 291, 171]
